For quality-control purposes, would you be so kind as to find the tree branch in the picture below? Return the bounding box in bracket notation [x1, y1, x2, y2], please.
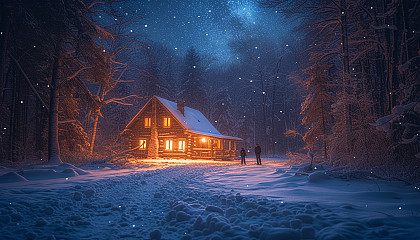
[8, 52, 50, 113]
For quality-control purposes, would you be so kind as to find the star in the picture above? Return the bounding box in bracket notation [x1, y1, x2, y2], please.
[96, 0, 293, 64]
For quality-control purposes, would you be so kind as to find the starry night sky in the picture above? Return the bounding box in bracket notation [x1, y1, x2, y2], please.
[101, 0, 295, 63]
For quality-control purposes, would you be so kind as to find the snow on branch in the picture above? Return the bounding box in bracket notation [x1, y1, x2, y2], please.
[371, 101, 420, 155]
[370, 102, 417, 130]
[370, 115, 394, 133]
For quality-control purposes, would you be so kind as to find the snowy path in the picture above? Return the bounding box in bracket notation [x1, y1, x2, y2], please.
[203, 160, 420, 217]
[1, 159, 419, 239]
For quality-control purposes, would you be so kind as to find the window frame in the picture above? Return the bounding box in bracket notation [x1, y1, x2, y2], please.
[165, 139, 173, 151]
[163, 117, 171, 128]
[178, 140, 186, 151]
[144, 117, 151, 128]
[139, 139, 147, 150]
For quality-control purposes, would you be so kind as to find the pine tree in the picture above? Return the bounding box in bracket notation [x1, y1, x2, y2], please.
[211, 88, 236, 136]
[180, 47, 207, 112]
[301, 65, 334, 161]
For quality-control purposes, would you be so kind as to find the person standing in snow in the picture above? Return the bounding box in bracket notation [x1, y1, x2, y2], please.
[255, 144, 262, 165]
[240, 148, 247, 165]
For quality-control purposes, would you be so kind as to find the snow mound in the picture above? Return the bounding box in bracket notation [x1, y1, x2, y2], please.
[0, 162, 90, 184]
[21, 169, 59, 180]
[59, 163, 90, 175]
[308, 171, 330, 183]
[0, 172, 28, 183]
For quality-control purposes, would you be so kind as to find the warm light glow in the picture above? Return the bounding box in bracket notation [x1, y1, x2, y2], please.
[201, 138, 206, 142]
[163, 117, 171, 127]
[139, 139, 147, 149]
[145, 118, 151, 128]
[178, 140, 185, 151]
[140, 158, 236, 166]
[215, 139, 221, 149]
[166, 140, 173, 150]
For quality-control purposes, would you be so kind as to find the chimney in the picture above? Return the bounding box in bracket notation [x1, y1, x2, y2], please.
[177, 99, 185, 116]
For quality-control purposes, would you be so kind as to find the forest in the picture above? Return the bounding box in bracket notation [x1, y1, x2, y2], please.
[0, 0, 419, 182]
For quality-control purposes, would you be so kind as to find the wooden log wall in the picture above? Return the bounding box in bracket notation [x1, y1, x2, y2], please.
[125, 98, 241, 160]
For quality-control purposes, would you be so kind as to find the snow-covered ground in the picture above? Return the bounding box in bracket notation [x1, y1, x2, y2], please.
[0, 158, 419, 239]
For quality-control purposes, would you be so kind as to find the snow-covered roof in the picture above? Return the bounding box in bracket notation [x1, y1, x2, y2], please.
[125, 96, 242, 141]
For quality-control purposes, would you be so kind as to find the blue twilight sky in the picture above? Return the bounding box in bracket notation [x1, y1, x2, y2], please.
[98, 0, 296, 63]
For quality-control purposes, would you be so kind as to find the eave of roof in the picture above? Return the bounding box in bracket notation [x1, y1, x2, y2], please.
[188, 130, 243, 141]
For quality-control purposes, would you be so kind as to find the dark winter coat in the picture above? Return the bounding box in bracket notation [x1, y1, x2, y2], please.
[240, 149, 246, 157]
[255, 146, 261, 154]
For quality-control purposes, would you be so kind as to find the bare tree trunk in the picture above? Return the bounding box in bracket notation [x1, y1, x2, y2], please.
[0, 57, 8, 100]
[90, 113, 99, 154]
[270, 56, 282, 156]
[35, 96, 47, 161]
[8, 68, 16, 161]
[0, 3, 10, 102]
[400, 0, 409, 64]
[48, 45, 62, 164]
[321, 99, 328, 160]
[89, 85, 103, 155]
[283, 101, 290, 153]
[340, 0, 352, 129]
[253, 107, 256, 147]
[258, 65, 268, 153]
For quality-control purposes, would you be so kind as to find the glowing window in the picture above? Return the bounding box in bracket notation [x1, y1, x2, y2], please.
[163, 117, 171, 127]
[178, 140, 186, 151]
[196, 137, 208, 148]
[144, 118, 151, 128]
[139, 139, 147, 149]
[215, 139, 221, 149]
[165, 140, 173, 150]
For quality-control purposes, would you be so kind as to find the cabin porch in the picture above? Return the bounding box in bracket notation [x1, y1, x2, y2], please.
[129, 135, 239, 160]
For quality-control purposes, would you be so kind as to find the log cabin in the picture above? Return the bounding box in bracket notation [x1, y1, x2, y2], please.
[121, 96, 242, 160]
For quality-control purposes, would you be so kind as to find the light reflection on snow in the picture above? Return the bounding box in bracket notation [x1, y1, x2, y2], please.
[139, 158, 235, 166]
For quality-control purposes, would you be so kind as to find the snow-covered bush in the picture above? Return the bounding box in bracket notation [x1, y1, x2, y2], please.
[372, 101, 420, 159]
